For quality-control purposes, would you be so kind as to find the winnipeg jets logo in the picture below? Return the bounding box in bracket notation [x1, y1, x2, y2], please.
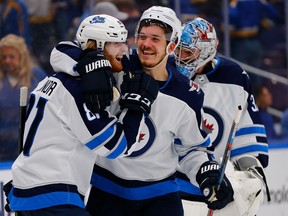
[138, 133, 145, 142]
[128, 116, 156, 157]
[202, 107, 224, 148]
[203, 119, 214, 134]
[90, 16, 105, 24]
[189, 82, 200, 93]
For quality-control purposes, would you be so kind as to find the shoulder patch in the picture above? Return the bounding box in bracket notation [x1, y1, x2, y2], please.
[189, 81, 201, 93]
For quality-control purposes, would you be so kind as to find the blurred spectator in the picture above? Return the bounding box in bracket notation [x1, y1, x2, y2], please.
[68, 1, 128, 42]
[93, 1, 128, 21]
[113, 0, 140, 48]
[134, 0, 168, 13]
[53, 0, 76, 41]
[0, 0, 31, 47]
[268, 109, 288, 144]
[229, 0, 282, 85]
[22, 0, 56, 72]
[279, 109, 288, 138]
[254, 84, 277, 139]
[0, 34, 47, 162]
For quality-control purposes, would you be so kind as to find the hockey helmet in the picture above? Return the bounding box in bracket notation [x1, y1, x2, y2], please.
[174, 17, 218, 78]
[76, 14, 128, 51]
[135, 6, 182, 53]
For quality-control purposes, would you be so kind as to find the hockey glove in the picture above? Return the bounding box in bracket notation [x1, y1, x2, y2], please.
[74, 49, 114, 113]
[119, 71, 158, 115]
[121, 49, 142, 73]
[196, 161, 234, 210]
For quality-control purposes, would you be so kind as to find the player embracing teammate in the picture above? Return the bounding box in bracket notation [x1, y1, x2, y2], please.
[3, 6, 269, 216]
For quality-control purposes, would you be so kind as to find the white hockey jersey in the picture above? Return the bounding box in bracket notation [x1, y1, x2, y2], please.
[173, 56, 269, 198]
[9, 61, 146, 211]
[49, 42, 211, 201]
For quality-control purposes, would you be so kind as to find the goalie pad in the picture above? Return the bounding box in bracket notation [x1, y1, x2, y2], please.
[182, 160, 265, 216]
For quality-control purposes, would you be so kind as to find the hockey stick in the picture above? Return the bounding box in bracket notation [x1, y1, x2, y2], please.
[18, 86, 28, 154]
[207, 105, 243, 216]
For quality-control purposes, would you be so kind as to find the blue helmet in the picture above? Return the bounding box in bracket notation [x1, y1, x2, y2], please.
[174, 17, 218, 78]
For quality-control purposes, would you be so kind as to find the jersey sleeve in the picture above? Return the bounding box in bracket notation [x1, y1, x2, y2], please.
[173, 105, 211, 185]
[50, 41, 81, 76]
[25, 75, 145, 160]
[231, 70, 269, 167]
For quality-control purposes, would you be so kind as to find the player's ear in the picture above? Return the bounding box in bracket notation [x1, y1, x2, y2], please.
[167, 42, 176, 55]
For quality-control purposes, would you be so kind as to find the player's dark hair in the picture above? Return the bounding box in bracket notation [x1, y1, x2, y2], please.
[137, 19, 172, 43]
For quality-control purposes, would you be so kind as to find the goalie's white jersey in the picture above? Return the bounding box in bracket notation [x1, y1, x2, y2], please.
[174, 56, 269, 200]
[195, 57, 268, 166]
[9, 72, 146, 211]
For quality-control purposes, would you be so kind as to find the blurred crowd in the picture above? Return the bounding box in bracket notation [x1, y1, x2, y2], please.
[0, 0, 286, 162]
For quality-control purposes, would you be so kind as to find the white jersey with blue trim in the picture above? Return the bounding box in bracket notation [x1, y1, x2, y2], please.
[10, 63, 146, 211]
[92, 65, 211, 200]
[49, 42, 211, 200]
[175, 56, 269, 198]
[194, 57, 268, 165]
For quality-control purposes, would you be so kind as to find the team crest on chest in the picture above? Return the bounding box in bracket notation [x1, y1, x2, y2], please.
[202, 107, 224, 148]
[128, 116, 156, 157]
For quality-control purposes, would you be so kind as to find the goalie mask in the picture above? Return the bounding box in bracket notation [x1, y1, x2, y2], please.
[174, 17, 218, 78]
[76, 14, 128, 51]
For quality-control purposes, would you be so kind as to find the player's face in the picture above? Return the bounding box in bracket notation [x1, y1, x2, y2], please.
[174, 46, 200, 65]
[104, 42, 128, 72]
[0, 47, 20, 76]
[136, 26, 167, 68]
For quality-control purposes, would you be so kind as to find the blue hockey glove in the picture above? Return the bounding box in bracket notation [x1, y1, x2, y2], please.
[119, 71, 158, 115]
[196, 161, 234, 210]
[74, 49, 114, 113]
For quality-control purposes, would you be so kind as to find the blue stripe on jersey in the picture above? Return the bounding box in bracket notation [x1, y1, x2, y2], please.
[106, 134, 127, 159]
[9, 188, 84, 210]
[175, 178, 202, 195]
[85, 125, 115, 150]
[231, 144, 268, 157]
[178, 137, 211, 162]
[199, 137, 211, 148]
[174, 137, 210, 147]
[236, 126, 266, 137]
[90, 173, 178, 200]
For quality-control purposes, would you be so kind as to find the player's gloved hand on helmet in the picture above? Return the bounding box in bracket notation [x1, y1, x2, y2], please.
[3, 180, 13, 212]
[119, 70, 158, 115]
[196, 161, 234, 210]
[74, 49, 114, 113]
[121, 49, 142, 73]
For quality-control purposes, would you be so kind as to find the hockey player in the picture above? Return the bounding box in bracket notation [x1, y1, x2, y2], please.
[83, 7, 234, 216]
[173, 17, 270, 216]
[49, 8, 235, 216]
[3, 15, 159, 216]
